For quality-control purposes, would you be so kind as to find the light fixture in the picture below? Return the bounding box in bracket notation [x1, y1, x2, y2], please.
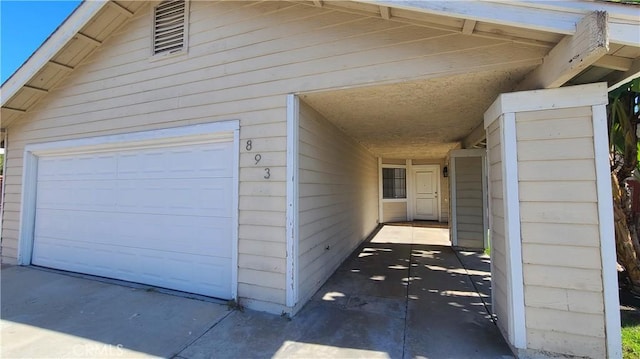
[443, 166, 448, 177]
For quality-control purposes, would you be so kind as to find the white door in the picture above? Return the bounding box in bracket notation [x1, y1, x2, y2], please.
[31, 140, 235, 299]
[413, 168, 439, 220]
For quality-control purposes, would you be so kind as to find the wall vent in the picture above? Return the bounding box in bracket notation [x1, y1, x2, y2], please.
[153, 0, 188, 55]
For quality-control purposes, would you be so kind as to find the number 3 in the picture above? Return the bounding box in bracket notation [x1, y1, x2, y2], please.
[264, 168, 271, 179]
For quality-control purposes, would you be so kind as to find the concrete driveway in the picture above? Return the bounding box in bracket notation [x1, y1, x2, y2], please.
[1, 224, 512, 358]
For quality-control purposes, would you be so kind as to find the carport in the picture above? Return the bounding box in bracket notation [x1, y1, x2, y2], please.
[286, 69, 619, 358]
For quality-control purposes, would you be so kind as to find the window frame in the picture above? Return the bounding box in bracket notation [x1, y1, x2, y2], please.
[381, 165, 408, 201]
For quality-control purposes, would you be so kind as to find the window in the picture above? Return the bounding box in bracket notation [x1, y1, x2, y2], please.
[383, 168, 406, 199]
[153, 0, 188, 56]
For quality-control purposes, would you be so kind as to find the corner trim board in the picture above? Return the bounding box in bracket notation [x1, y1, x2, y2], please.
[592, 104, 623, 358]
[500, 113, 527, 348]
[0, 130, 8, 248]
[481, 151, 489, 250]
[286, 94, 300, 308]
[450, 156, 458, 246]
[378, 157, 383, 223]
[231, 126, 240, 301]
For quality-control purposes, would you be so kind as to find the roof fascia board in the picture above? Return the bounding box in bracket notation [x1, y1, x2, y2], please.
[514, 1, 640, 22]
[0, 1, 108, 106]
[608, 21, 640, 48]
[358, 1, 639, 46]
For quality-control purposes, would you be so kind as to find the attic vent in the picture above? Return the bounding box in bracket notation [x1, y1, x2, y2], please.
[153, 0, 188, 55]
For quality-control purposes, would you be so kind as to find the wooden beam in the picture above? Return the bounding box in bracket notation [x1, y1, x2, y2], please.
[379, 6, 391, 20]
[313, 0, 323, 7]
[299, 1, 554, 48]
[108, 1, 134, 18]
[594, 55, 632, 71]
[606, 58, 640, 91]
[2, 107, 27, 115]
[360, 1, 638, 46]
[75, 32, 102, 47]
[23, 85, 48, 94]
[48, 60, 74, 72]
[462, 121, 486, 149]
[515, 11, 609, 91]
[461, 19, 476, 35]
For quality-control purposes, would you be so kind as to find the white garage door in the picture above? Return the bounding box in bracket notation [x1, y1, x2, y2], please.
[31, 138, 235, 299]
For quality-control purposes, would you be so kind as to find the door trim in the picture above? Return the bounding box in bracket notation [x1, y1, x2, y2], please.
[18, 121, 240, 300]
[409, 165, 441, 222]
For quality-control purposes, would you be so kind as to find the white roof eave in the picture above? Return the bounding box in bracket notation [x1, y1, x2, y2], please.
[358, 0, 640, 46]
[0, 1, 108, 107]
[2, 0, 639, 109]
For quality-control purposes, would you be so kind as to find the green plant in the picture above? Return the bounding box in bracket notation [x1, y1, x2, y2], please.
[609, 78, 640, 293]
[622, 311, 640, 359]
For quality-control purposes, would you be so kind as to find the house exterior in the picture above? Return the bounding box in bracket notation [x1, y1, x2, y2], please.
[1, 1, 639, 358]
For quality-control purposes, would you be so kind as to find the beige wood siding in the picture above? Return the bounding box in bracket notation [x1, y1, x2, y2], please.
[297, 101, 378, 305]
[486, 119, 510, 339]
[454, 156, 484, 248]
[382, 202, 408, 222]
[516, 106, 605, 358]
[1, 1, 548, 312]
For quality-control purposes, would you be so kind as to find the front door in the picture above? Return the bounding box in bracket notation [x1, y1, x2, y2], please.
[413, 167, 439, 220]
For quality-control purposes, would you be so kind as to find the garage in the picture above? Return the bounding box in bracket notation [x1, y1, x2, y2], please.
[21, 122, 239, 300]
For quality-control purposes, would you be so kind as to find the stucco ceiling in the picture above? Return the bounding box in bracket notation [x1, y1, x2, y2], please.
[300, 66, 536, 159]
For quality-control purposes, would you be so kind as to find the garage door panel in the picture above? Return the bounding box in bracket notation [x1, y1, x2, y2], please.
[38, 155, 118, 181]
[118, 142, 233, 179]
[36, 180, 117, 210]
[115, 178, 233, 216]
[37, 178, 232, 217]
[31, 138, 235, 299]
[34, 210, 233, 255]
[33, 237, 232, 297]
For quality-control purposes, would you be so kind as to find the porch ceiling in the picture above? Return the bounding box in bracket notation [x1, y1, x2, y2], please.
[300, 66, 535, 159]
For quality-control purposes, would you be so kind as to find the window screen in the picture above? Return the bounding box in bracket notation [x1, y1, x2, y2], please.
[383, 168, 406, 199]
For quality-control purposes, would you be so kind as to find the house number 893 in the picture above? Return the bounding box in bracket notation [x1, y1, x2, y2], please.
[247, 140, 270, 180]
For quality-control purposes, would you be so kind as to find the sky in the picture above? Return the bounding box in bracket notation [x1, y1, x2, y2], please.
[1, 0, 81, 84]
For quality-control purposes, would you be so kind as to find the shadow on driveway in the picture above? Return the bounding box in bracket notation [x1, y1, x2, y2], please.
[1, 265, 231, 358]
[2, 223, 512, 358]
[179, 223, 512, 358]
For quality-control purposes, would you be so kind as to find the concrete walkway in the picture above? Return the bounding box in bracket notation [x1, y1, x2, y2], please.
[1, 223, 512, 358]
